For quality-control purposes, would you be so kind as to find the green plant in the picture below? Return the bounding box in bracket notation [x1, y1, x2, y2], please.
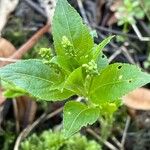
[21, 130, 101, 150]
[116, 0, 145, 32]
[0, 0, 150, 138]
[140, 0, 150, 21]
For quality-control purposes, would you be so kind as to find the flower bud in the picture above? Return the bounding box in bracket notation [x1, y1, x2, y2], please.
[61, 36, 77, 57]
[82, 60, 98, 75]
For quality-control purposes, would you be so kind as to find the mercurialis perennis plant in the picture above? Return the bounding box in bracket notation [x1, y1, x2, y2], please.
[0, 0, 150, 138]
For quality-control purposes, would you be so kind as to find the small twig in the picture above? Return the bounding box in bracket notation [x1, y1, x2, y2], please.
[87, 128, 119, 150]
[46, 107, 63, 120]
[121, 46, 136, 65]
[111, 136, 122, 148]
[0, 57, 19, 62]
[14, 107, 63, 150]
[108, 49, 122, 62]
[93, 25, 139, 40]
[121, 116, 131, 150]
[132, 24, 150, 41]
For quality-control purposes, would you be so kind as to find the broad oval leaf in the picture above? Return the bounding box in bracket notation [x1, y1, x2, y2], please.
[89, 63, 150, 104]
[0, 60, 73, 101]
[52, 0, 94, 64]
[63, 101, 100, 137]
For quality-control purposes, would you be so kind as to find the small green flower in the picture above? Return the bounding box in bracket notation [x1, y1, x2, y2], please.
[61, 36, 77, 57]
[39, 48, 54, 65]
[82, 60, 98, 75]
[39, 48, 53, 60]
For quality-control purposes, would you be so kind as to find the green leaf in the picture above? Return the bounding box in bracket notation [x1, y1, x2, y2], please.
[64, 67, 85, 96]
[3, 89, 26, 98]
[2, 81, 27, 98]
[96, 53, 108, 72]
[92, 36, 114, 72]
[93, 36, 114, 61]
[63, 101, 100, 137]
[89, 63, 150, 104]
[0, 60, 73, 101]
[50, 56, 78, 73]
[52, 0, 94, 64]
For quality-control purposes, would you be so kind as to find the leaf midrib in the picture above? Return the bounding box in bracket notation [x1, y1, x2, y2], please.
[60, 0, 76, 51]
[67, 107, 92, 135]
[2, 71, 54, 85]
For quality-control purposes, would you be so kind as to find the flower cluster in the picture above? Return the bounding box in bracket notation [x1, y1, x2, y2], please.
[82, 60, 98, 75]
[61, 36, 77, 57]
[39, 48, 53, 65]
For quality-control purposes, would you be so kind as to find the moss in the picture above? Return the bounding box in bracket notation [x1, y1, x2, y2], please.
[21, 130, 101, 150]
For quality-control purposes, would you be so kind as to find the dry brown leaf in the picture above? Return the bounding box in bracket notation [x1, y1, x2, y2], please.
[15, 96, 37, 129]
[110, 0, 122, 12]
[123, 88, 150, 110]
[0, 38, 16, 57]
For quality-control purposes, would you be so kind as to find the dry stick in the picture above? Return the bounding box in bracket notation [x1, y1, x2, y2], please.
[0, 57, 19, 62]
[111, 136, 122, 148]
[108, 48, 122, 63]
[132, 24, 150, 41]
[14, 107, 63, 150]
[94, 25, 139, 40]
[87, 128, 119, 150]
[121, 46, 136, 65]
[120, 116, 131, 150]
